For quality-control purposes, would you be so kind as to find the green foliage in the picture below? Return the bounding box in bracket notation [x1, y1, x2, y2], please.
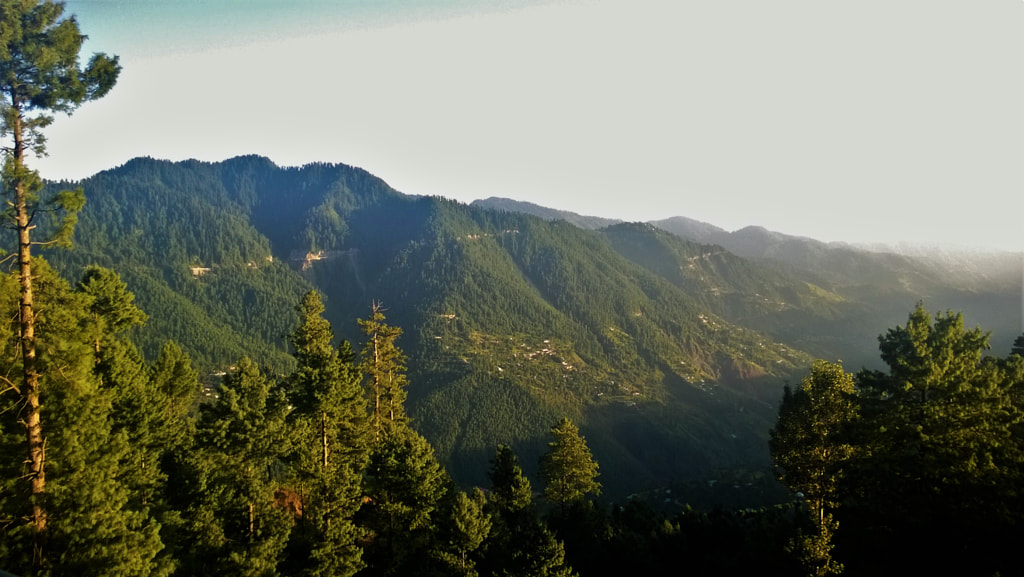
[360, 425, 450, 577]
[540, 418, 601, 517]
[435, 489, 491, 577]
[189, 357, 294, 576]
[487, 445, 533, 515]
[785, 512, 844, 577]
[840, 305, 1024, 574]
[39, 157, 314, 374]
[19, 156, 821, 498]
[769, 361, 857, 517]
[0, 262, 164, 577]
[285, 290, 369, 577]
[359, 304, 409, 440]
[0, 0, 120, 152]
[479, 444, 576, 577]
[768, 305, 1024, 575]
[77, 265, 148, 338]
[769, 361, 856, 576]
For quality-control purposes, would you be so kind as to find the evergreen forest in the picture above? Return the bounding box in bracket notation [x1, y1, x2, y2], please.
[1, 2, 1022, 575]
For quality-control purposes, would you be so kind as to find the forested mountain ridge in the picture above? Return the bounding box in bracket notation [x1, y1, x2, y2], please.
[641, 220, 1023, 368]
[29, 155, 825, 499]
[471, 196, 621, 230]
[32, 155, 1021, 500]
[9, 154, 1021, 575]
[476, 197, 1023, 369]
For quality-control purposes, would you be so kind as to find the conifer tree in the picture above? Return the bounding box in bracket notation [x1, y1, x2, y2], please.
[358, 302, 408, 440]
[191, 357, 293, 576]
[286, 290, 369, 577]
[146, 342, 201, 571]
[846, 306, 1022, 573]
[483, 445, 576, 577]
[769, 360, 857, 577]
[0, 262, 163, 577]
[1010, 334, 1024, 359]
[76, 267, 159, 502]
[353, 301, 455, 575]
[539, 418, 601, 519]
[149, 341, 201, 454]
[0, 1, 120, 550]
[435, 489, 492, 577]
[77, 265, 148, 353]
[488, 445, 533, 517]
[360, 425, 450, 577]
[853, 306, 1020, 520]
[77, 269, 203, 574]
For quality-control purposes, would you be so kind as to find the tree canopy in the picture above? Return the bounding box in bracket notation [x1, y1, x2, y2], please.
[539, 418, 601, 517]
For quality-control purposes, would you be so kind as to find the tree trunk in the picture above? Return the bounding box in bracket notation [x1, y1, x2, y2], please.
[12, 99, 47, 548]
[322, 410, 329, 469]
[372, 333, 381, 438]
[248, 502, 256, 542]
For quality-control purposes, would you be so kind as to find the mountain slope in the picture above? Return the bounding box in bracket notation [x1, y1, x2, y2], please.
[31, 157, 816, 500]
[649, 219, 1023, 362]
[462, 204, 1022, 367]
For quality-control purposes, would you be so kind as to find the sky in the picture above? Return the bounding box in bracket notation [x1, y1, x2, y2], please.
[29, 0, 1024, 251]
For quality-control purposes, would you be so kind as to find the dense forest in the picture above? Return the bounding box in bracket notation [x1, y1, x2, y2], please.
[2, 264, 1022, 576]
[1, 2, 1022, 575]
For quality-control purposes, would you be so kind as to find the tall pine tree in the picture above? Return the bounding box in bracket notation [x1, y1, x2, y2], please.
[539, 418, 600, 519]
[0, 2, 119, 554]
[358, 302, 408, 440]
[482, 445, 576, 577]
[0, 262, 163, 577]
[190, 357, 293, 576]
[285, 291, 369, 577]
[360, 425, 450, 577]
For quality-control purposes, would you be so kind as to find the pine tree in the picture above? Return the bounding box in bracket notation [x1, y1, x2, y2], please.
[855, 306, 1019, 514]
[0, 262, 163, 577]
[487, 445, 533, 516]
[358, 302, 408, 440]
[147, 341, 201, 572]
[769, 360, 857, 577]
[285, 291, 369, 577]
[539, 419, 601, 519]
[0, 2, 119, 554]
[77, 267, 159, 507]
[191, 357, 293, 576]
[149, 341, 201, 454]
[360, 425, 450, 577]
[483, 445, 576, 577]
[79, 269, 202, 576]
[1011, 334, 1024, 358]
[77, 265, 148, 354]
[846, 305, 1024, 574]
[435, 489, 492, 577]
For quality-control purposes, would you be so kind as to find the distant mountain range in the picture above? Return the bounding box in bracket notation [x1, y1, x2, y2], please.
[29, 158, 1021, 502]
[476, 196, 1022, 367]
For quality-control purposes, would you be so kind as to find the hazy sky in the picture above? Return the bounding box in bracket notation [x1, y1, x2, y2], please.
[34, 0, 1023, 251]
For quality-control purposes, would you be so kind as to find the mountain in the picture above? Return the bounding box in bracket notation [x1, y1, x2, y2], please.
[32, 156, 822, 502]
[597, 223, 875, 364]
[471, 197, 621, 230]
[649, 220, 1022, 365]
[30, 156, 1020, 501]
[645, 215, 728, 245]
[463, 205, 1021, 368]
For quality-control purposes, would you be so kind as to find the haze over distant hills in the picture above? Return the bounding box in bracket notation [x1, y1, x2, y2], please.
[32, 158, 1023, 501]
[475, 196, 1023, 365]
[474, 196, 1023, 267]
